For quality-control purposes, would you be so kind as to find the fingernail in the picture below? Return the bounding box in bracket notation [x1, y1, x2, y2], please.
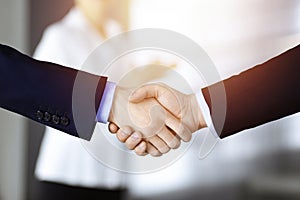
[122, 128, 132, 135]
[120, 131, 126, 137]
[120, 130, 129, 137]
[137, 142, 146, 150]
[132, 133, 140, 140]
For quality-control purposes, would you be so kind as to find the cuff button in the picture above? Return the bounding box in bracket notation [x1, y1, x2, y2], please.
[52, 115, 60, 125]
[36, 110, 43, 121]
[61, 116, 69, 126]
[44, 112, 51, 122]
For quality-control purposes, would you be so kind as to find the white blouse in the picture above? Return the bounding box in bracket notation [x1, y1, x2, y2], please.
[33, 7, 126, 189]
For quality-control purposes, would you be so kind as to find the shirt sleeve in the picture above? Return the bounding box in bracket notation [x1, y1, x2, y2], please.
[96, 81, 117, 123]
[195, 90, 219, 138]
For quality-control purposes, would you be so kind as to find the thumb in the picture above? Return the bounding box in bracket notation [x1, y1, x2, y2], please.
[129, 84, 159, 103]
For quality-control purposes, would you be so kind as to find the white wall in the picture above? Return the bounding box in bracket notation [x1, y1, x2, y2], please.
[127, 0, 300, 199]
[0, 0, 28, 200]
[130, 0, 300, 78]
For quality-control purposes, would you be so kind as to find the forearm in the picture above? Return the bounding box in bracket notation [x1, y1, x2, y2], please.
[0, 44, 107, 140]
[202, 44, 300, 138]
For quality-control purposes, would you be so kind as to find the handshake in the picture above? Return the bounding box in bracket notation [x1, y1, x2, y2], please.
[107, 83, 208, 157]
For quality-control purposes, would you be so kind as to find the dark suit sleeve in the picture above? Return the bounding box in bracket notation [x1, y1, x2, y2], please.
[0, 44, 107, 140]
[202, 44, 300, 139]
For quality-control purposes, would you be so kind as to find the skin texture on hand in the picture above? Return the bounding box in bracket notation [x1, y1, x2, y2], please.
[109, 86, 191, 156]
[129, 83, 207, 134]
[109, 83, 207, 156]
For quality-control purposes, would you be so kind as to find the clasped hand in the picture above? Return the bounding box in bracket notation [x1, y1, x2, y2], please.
[108, 83, 207, 157]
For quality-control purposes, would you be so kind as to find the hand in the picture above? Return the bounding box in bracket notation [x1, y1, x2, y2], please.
[109, 126, 148, 156]
[110, 83, 207, 155]
[129, 83, 207, 134]
[109, 85, 191, 156]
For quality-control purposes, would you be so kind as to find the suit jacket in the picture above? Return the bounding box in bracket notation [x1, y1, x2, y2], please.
[202, 44, 300, 138]
[0, 44, 107, 140]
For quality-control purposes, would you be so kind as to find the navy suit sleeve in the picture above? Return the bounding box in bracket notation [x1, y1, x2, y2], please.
[202, 44, 300, 138]
[0, 44, 107, 140]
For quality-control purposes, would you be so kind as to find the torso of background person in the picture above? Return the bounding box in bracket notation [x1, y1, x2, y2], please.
[34, 7, 126, 189]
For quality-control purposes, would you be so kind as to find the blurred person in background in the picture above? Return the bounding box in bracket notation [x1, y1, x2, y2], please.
[33, 0, 128, 199]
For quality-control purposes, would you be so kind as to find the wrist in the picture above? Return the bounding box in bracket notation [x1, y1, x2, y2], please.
[190, 93, 207, 130]
[194, 90, 219, 138]
[108, 86, 132, 123]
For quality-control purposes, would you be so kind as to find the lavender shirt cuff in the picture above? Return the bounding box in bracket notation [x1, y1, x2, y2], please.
[96, 81, 117, 123]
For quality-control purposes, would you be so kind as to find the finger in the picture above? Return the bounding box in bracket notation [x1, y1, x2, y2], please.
[125, 131, 143, 150]
[116, 126, 134, 143]
[148, 135, 170, 154]
[146, 142, 162, 157]
[129, 84, 165, 103]
[165, 112, 192, 142]
[108, 122, 119, 133]
[134, 141, 148, 156]
[157, 126, 181, 149]
[129, 84, 181, 117]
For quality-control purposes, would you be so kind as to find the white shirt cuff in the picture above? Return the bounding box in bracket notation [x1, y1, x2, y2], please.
[96, 81, 116, 123]
[195, 90, 219, 138]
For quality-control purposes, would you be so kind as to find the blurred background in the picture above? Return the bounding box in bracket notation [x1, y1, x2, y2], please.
[0, 0, 300, 200]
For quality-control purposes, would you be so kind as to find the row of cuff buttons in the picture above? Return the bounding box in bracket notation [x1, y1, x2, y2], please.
[36, 110, 69, 126]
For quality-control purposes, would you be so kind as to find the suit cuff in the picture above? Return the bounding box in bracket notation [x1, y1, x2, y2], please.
[96, 81, 116, 123]
[195, 90, 219, 138]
